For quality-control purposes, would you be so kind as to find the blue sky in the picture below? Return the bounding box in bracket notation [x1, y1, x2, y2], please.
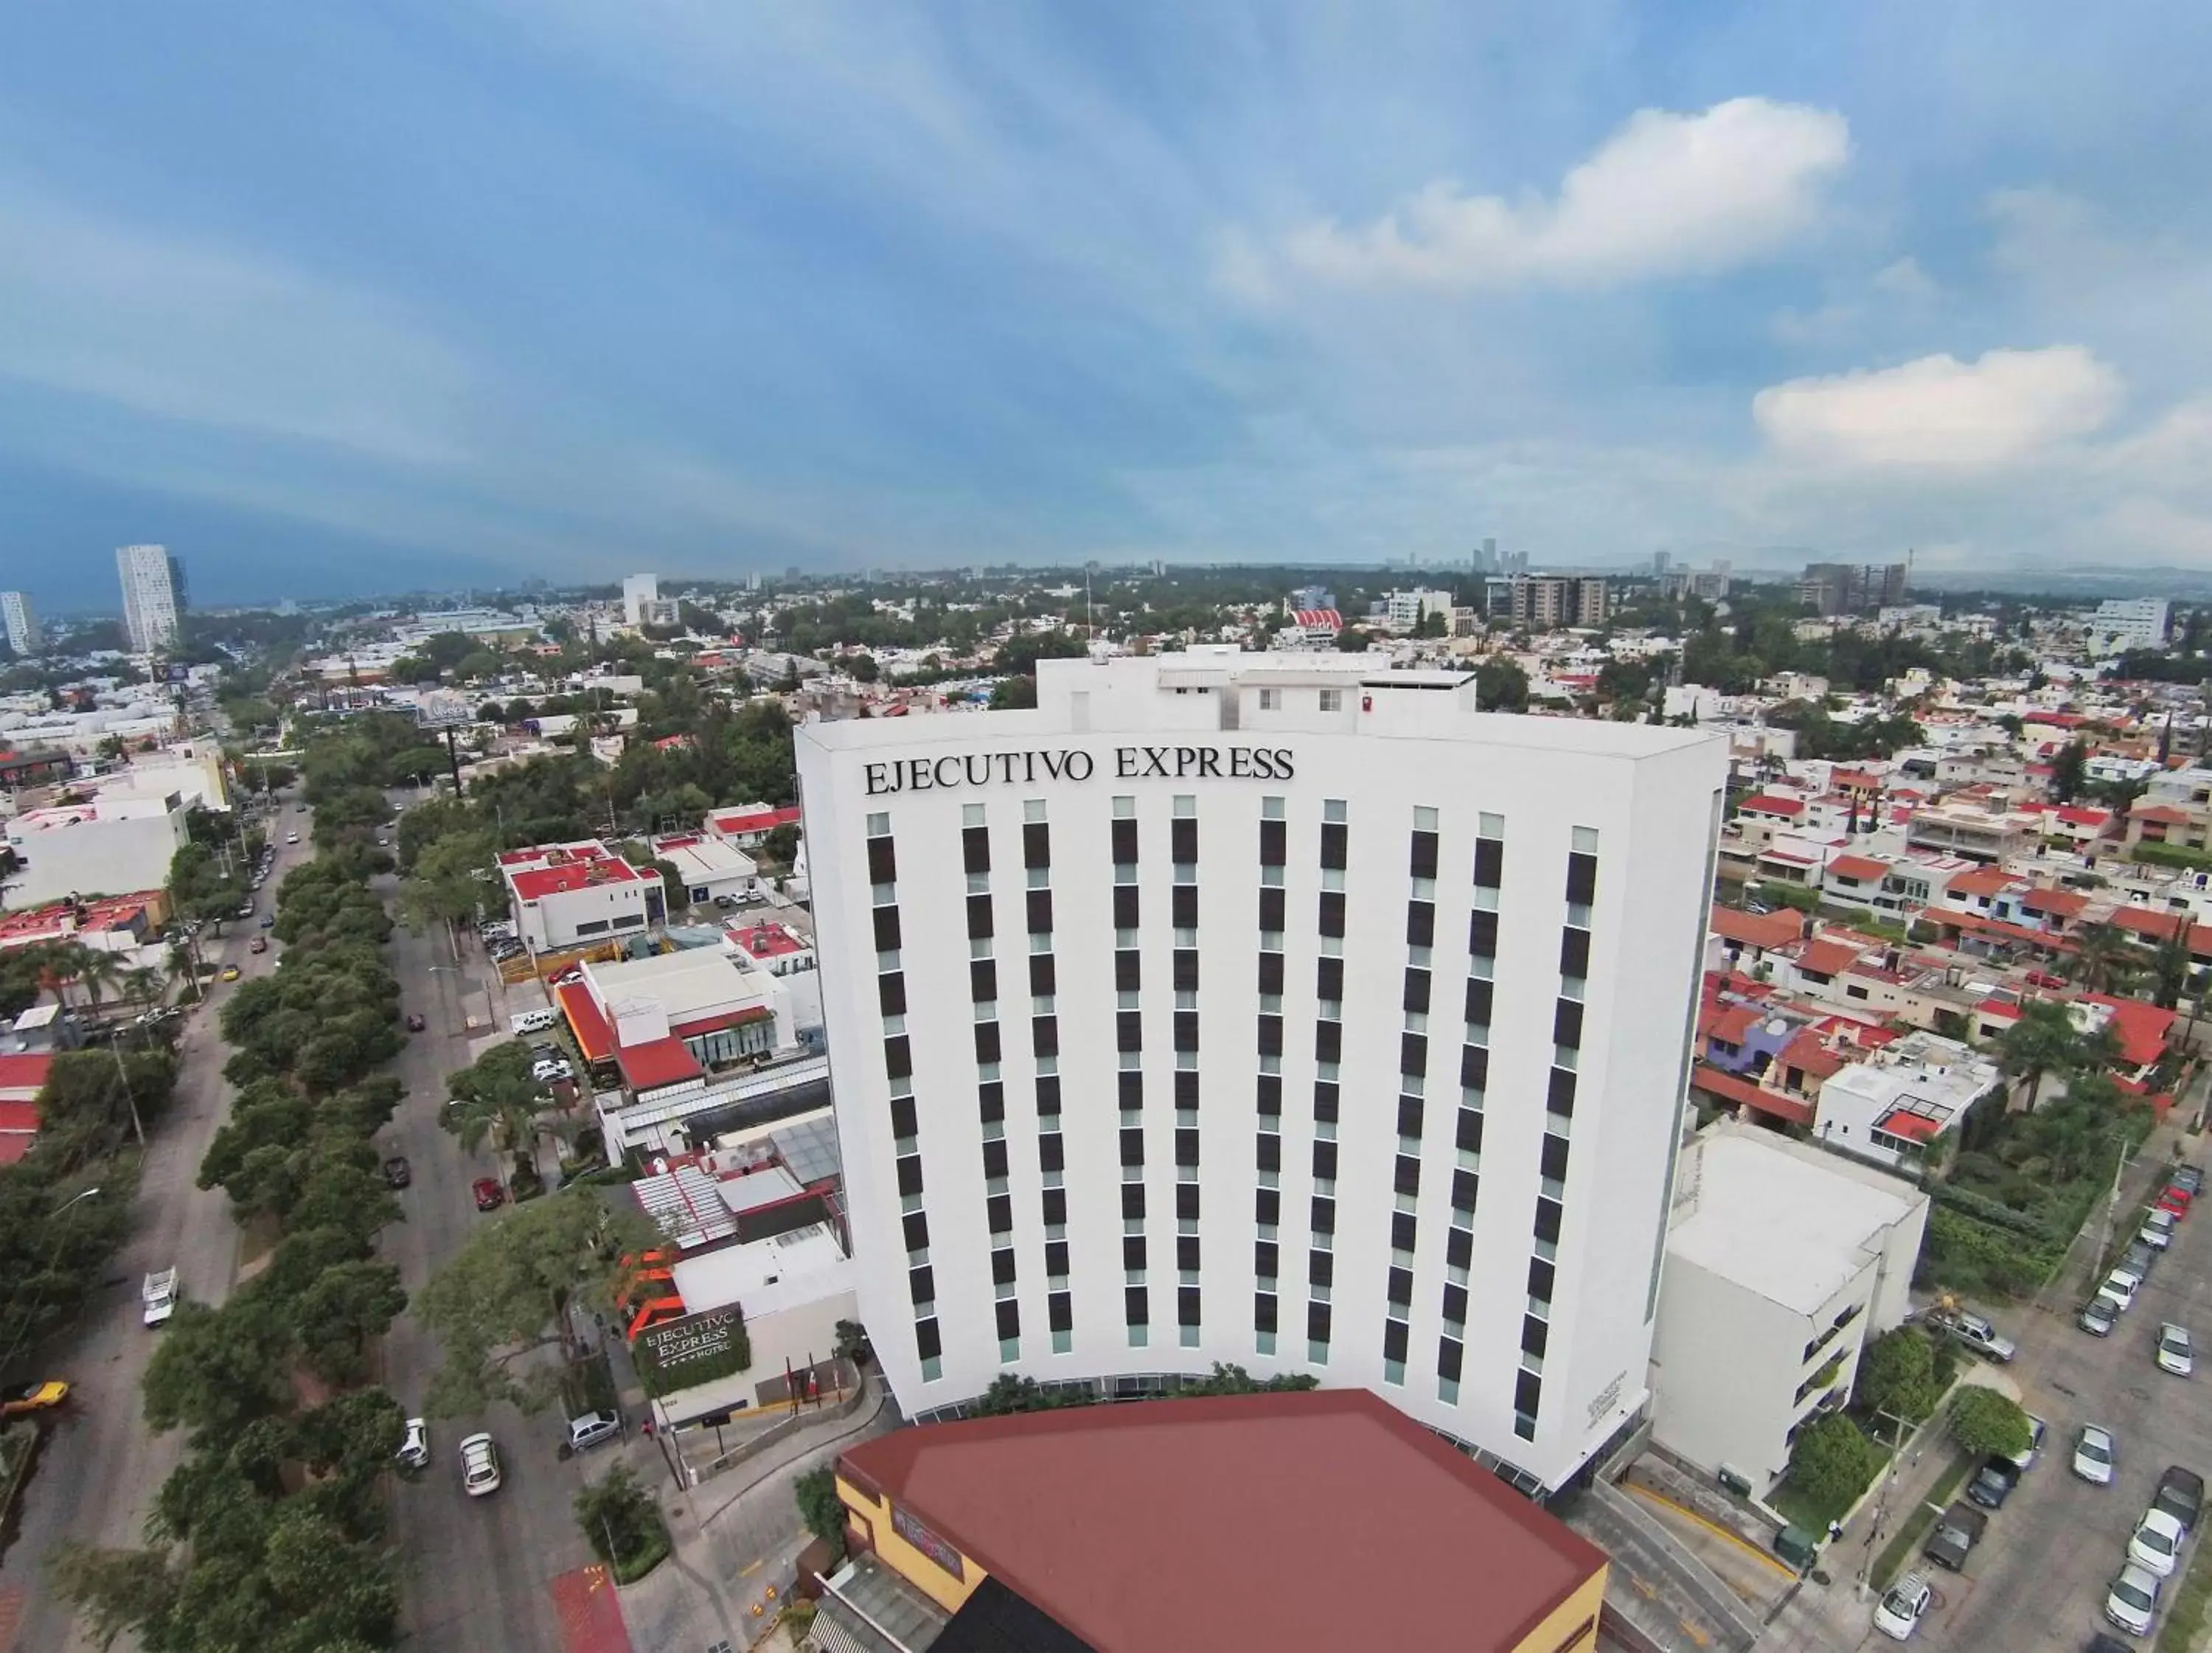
[5, 1, 2212, 607]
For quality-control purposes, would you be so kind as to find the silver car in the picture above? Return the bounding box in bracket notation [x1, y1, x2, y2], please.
[2158, 1323, 2194, 1378]
[2076, 1424, 2117, 1486]
[2107, 1563, 2161, 1637]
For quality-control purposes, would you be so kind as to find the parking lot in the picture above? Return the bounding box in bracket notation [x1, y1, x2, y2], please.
[1908, 1159, 2212, 1650]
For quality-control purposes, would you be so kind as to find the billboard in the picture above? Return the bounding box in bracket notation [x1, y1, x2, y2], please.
[415, 691, 474, 729]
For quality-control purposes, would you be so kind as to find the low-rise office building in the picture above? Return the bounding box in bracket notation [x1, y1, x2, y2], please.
[3, 798, 189, 911]
[498, 840, 661, 951]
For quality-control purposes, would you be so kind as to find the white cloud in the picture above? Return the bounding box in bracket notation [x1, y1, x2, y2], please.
[1752, 346, 2122, 469]
[1871, 255, 1936, 300]
[1247, 97, 1848, 291]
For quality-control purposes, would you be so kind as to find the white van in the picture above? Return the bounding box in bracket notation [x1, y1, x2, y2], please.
[510, 1008, 560, 1035]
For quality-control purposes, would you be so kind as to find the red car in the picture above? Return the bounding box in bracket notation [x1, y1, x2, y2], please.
[472, 1178, 506, 1212]
[2158, 1184, 2193, 1218]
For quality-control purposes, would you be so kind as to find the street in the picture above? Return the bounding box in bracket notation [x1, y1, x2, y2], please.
[0, 818, 319, 1653]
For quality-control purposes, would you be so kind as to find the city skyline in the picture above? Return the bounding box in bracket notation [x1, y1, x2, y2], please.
[4, 4, 2212, 604]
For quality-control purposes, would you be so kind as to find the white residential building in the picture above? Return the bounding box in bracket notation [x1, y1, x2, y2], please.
[2, 795, 191, 910]
[497, 841, 659, 952]
[1812, 1031, 2000, 1172]
[2089, 598, 2170, 653]
[1652, 1121, 1928, 1488]
[1, 592, 39, 656]
[116, 545, 186, 654]
[796, 647, 1728, 1492]
[1382, 588, 1455, 632]
[623, 574, 659, 627]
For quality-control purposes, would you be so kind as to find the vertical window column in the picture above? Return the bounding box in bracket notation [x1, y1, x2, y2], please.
[872, 811, 941, 1383]
[1439, 811, 1501, 1405]
[1169, 795, 1201, 1348]
[1384, 806, 1438, 1388]
[1026, 803, 1072, 1354]
[1309, 798, 1348, 1365]
[1254, 796, 1287, 1356]
[1111, 796, 1148, 1348]
[964, 804, 1018, 1365]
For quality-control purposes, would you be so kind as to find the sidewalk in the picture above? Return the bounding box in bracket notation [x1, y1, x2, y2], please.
[619, 1373, 898, 1653]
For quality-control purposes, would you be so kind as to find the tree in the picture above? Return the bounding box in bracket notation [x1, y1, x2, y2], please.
[650, 859, 690, 916]
[759, 823, 800, 868]
[2068, 923, 2135, 996]
[1475, 658, 1529, 713]
[413, 1188, 661, 1415]
[989, 674, 1037, 710]
[397, 828, 495, 931]
[1947, 1387, 2032, 1459]
[832, 1318, 873, 1368]
[442, 1040, 552, 1167]
[1854, 1326, 1944, 1424]
[1998, 1000, 2087, 1110]
[1784, 1413, 1884, 1520]
[574, 1461, 667, 1573]
[142, 1297, 293, 1443]
[847, 652, 880, 683]
[2051, 740, 2089, 803]
[794, 1466, 849, 1565]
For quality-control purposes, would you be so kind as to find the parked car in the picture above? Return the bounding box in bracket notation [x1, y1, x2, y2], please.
[565, 1411, 622, 1452]
[285, 832, 300, 845]
[383, 1156, 412, 1189]
[2103, 1269, 2141, 1313]
[1874, 1572, 1933, 1640]
[220, 965, 242, 982]
[249, 936, 268, 954]
[459, 1432, 502, 1497]
[2124, 1240, 2160, 1278]
[1966, 1456, 2022, 1509]
[2154, 1466, 2205, 1531]
[0, 1380, 71, 1417]
[405, 1012, 426, 1031]
[2082, 1295, 2120, 1337]
[2107, 1564, 2161, 1638]
[2006, 1414, 2049, 1475]
[394, 1416, 430, 1471]
[1921, 1503, 1988, 1572]
[2158, 1323, 2194, 1377]
[1924, 1306, 2018, 1363]
[257, 915, 276, 930]
[2076, 1424, 2118, 1486]
[2175, 1164, 2205, 1196]
[2143, 1211, 2177, 1251]
[2130, 1509, 2188, 1579]
[472, 1177, 506, 1212]
[2158, 1183, 2192, 1218]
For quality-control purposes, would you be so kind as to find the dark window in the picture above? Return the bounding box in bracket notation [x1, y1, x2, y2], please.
[1175, 1069, 1198, 1108]
[1522, 1315, 1548, 1359]
[1309, 1249, 1335, 1287]
[1178, 1287, 1200, 1326]
[1559, 927, 1591, 978]
[1391, 1211, 1417, 1253]
[1023, 821, 1051, 869]
[1177, 1234, 1200, 1273]
[1534, 1200, 1563, 1245]
[1259, 819, 1287, 866]
[995, 1300, 1020, 1340]
[1442, 1282, 1469, 1324]
[1119, 1071, 1144, 1108]
[1464, 978, 1493, 1026]
[1126, 1287, 1150, 1325]
[878, 972, 908, 1017]
[1256, 1294, 1279, 1333]
[1257, 952, 1284, 995]
[1548, 1068, 1577, 1118]
[1320, 821, 1348, 869]
[1541, 1133, 1571, 1181]
[908, 1265, 934, 1305]
[1382, 1318, 1410, 1363]
[1115, 950, 1141, 992]
[872, 905, 902, 953]
[1046, 1240, 1069, 1276]
[896, 1155, 923, 1197]
[1473, 838, 1503, 888]
[1123, 1235, 1147, 1270]
[1405, 901, 1435, 948]
[1515, 1371, 1542, 1419]
[1042, 1187, 1067, 1226]
[1040, 1133, 1065, 1174]
[1174, 1011, 1199, 1052]
[1452, 1169, 1478, 1209]
[1256, 1134, 1281, 1173]
[1315, 1021, 1342, 1063]
[1553, 1000, 1584, 1050]
[1316, 956, 1345, 1001]
[1255, 1239, 1279, 1278]
[978, 1082, 1004, 1124]
[1048, 1292, 1072, 1333]
[1173, 949, 1200, 992]
[1445, 1227, 1472, 1270]
[867, 836, 897, 885]
[982, 1138, 1009, 1180]
[1120, 1127, 1145, 1166]
[902, 1210, 930, 1253]
[1455, 1109, 1483, 1152]
[1175, 1183, 1200, 1222]
[1032, 1016, 1059, 1058]
[1307, 1301, 1332, 1343]
[1399, 1032, 1427, 1077]
[1469, 909, 1498, 958]
[969, 958, 997, 1002]
[988, 1193, 1012, 1232]
[1256, 1073, 1281, 1117]
[973, 1021, 1001, 1066]
[884, 1035, 912, 1079]
[1311, 1196, 1335, 1234]
[1387, 1266, 1414, 1305]
[1111, 818, 1138, 864]
[1026, 888, 1054, 934]
[1113, 885, 1139, 929]
[967, 893, 992, 940]
[1437, 1337, 1464, 1381]
[1256, 1188, 1280, 1225]
[1402, 970, 1431, 1015]
[916, 1318, 942, 1361]
[1318, 891, 1345, 937]
[1258, 1016, 1284, 1058]
[1397, 1096, 1425, 1138]
[1394, 1154, 1422, 1196]
[1312, 1140, 1338, 1180]
[1409, 830, 1439, 880]
[1172, 885, 1198, 929]
[1566, 851, 1598, 905]
[991, 1248, 1018, 1285]
[1117, 1010, 1143, 1052]
[1176, 1128, 1199, 1167]
[962, 825, 990, 875]
[1171, 818, 1197, 864]
[1459, 1045, 1489, 1090]
[1121, 1183, 1145, 1220]
[1259, 887, 1286, 931]
[1029, 953, 1056, 997]
[1313, 1082, 1340, 1123]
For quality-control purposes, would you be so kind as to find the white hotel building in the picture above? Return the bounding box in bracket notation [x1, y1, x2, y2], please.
[796, 649, 1727, 1492]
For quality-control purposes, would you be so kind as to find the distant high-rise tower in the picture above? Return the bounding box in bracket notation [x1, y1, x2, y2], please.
[622, 573, 659, 627]
[116, 545, 185, 652]
[1, 591, 40, 655]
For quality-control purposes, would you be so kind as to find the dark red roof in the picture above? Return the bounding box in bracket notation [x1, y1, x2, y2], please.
[614, 1035, 702, 1093]
[1739, 794, 1805, 816]
[1691, 1064, 1815, 1127]
[556, 982, 614, 1062]
[1711, 905, 1803, 951]
[838, 1390, 1603, 1653]
[0, 1057, 52, 1100]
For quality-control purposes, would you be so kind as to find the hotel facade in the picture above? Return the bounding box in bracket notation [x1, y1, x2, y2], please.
[796, 649, 1726, 1490]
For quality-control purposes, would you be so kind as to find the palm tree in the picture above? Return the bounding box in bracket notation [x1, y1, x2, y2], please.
[1999, 1000, 2087, 1111]
[442, 1041, 550, 1176]
[2069, 923, 2133, 995]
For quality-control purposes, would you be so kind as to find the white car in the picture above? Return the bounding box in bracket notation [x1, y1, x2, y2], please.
[2108, 1563, 2162, 1637]
[1873, 1572, 1933, 1640]
[2158, 1323, 2194, 1377]
[395, 1416, 429, 1471]
[2131, 1508, 2188, 1579]
[2103, 1269, 2140, 1313]
[2143, 1211, 2177, 1250]
[459, 1431, 502, 1497]
[2076, 1424, 2118, 1485]
[285, 832, 300, 845]
[532, 1059, 572, 1085]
